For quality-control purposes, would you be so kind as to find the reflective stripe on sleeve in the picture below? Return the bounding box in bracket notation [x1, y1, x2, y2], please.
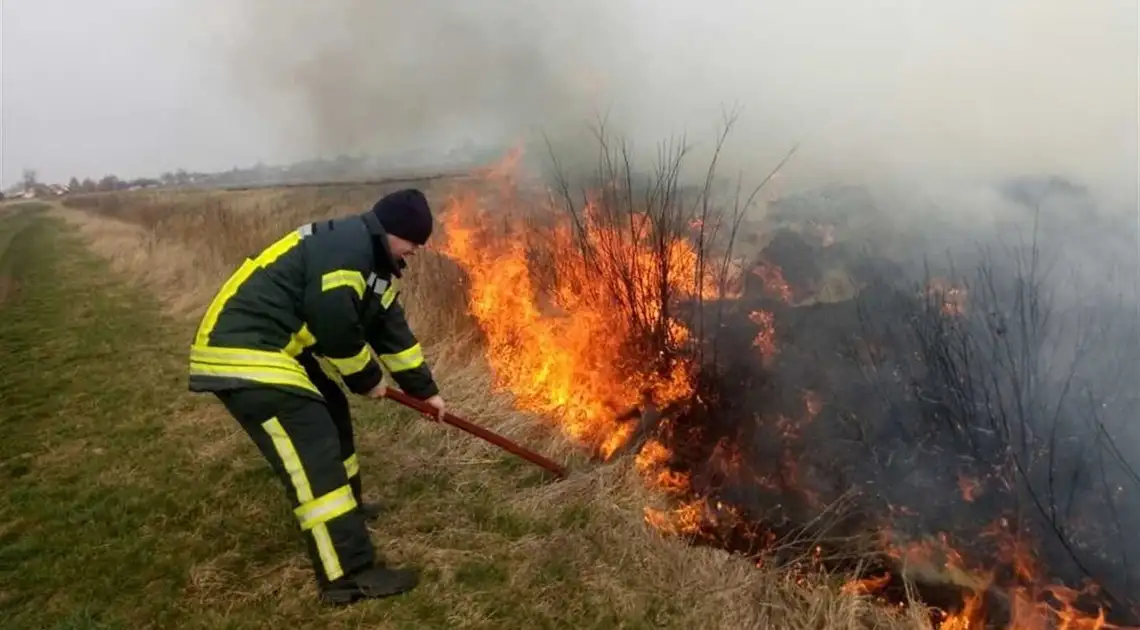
[321, 270, 366, 299]
[378, 343, 425, 373]
[325, 345, 374, 376]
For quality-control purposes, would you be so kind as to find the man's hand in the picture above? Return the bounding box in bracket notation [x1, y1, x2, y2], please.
[370, 384, 444, 421]
[423, 394, 446, 421]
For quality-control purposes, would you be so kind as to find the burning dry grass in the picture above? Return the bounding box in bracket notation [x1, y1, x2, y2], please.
[54, 180, 937, 628]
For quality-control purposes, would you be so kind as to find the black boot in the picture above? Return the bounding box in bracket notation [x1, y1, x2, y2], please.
[320, 564, 420, 605]
[350, 476, 385, 522]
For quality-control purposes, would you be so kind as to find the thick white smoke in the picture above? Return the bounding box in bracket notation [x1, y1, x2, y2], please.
[208, 0, 1137, 206]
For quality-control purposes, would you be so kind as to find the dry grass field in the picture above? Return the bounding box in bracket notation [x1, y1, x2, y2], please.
[0, 184, 942, 629]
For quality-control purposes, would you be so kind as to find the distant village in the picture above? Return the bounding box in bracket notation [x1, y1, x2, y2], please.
[2, 143, 505, 202]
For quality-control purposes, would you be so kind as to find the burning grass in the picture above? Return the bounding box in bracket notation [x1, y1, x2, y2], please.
[53, 124, 1139, 629]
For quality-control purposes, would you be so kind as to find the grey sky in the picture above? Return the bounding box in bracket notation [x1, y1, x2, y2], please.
[2, 0, 286, 187]
[2, 0, 1137, 203]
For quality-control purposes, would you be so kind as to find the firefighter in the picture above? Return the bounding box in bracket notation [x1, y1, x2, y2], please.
[187, 188, 445, 605]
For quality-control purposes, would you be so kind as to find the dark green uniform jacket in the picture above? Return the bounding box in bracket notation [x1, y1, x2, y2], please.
[188, 211, 439, 401]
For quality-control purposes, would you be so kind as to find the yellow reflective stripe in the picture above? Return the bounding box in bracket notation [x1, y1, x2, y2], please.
[294, 485, 357, 531]
[194, 231, 302, 345]
[190, 345, 308, 374]
[378, 343, 425, 373]
[189, 362, 321, 395]
[344, 454, 359, 478]
[189, 345, 318, 393]
[311, 527, 341, 580]
[263, 417, 314, 502]
[194, 259, 255, 346]
[321, 270, 366, 299]
[326, 345, 374, 376]
[283, 324, 316, 357]
[380, 280, 399, 309]
[261, 417, 344, 581]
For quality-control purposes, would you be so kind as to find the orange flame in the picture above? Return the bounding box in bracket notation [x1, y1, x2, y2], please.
[438, 149, 1121, 630]
[927, 277, 968, 317]
[635, 439, 691, 495]
[748, 309, 779, 362]
[939, 592, 986, 630]
[436, 151, 721, 460]
[958, 474, 981, 503]
[752, 262, 794, 303]
[842, 572, 892, 596]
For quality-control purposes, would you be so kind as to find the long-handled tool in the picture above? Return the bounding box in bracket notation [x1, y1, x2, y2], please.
[381, 387, 568, 479]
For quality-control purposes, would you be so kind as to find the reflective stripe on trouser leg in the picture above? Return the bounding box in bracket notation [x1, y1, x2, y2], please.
[295, 485, 357, 531]
[344, 454, 364, 505]
[262, 417, 353, 581]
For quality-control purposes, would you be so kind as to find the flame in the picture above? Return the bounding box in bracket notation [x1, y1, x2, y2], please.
[882, 524, 1120, 629]
[752, 262, 794, 303]
[939, 592, 986, 630]
[958, 474, 981, 503]
[436, 151, 721, 460]
[927, 277, 968, 317]
[644, 498, 710, 537]
[635, 439, 691, 495]
[749, 309, 779, 361]
[841, 572, 892, 596]
[475, 142, 524, 182]
[436, 149, 1124, 630]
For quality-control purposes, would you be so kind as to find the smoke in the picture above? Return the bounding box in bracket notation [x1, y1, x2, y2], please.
[214, 0, 1137, 203]
[213, 0, 633, 163]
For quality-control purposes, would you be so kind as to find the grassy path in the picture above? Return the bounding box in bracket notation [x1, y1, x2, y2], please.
[0, 204, 287, 629]
[0, 206, 687, 630]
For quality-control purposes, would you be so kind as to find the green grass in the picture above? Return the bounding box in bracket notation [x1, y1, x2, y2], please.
[0, 209, 688, 630]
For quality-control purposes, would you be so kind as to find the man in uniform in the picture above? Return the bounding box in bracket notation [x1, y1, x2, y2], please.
[187, 188, 445, 605]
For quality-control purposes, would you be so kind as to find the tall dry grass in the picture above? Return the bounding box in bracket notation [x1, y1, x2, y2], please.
[55, 183, 933, 629]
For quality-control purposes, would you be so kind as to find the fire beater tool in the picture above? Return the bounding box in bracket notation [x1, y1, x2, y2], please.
[380, 387, 568, 480]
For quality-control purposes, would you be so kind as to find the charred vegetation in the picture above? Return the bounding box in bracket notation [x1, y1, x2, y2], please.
[452, 119, 1140, 627]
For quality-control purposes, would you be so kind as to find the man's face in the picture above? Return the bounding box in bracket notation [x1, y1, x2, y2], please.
[387, 234, 421, 261]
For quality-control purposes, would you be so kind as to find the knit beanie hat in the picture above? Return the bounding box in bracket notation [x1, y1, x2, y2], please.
[370, 188, 434, 245]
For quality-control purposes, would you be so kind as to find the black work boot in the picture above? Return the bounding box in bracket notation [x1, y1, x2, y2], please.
[320, 565, 420, 605]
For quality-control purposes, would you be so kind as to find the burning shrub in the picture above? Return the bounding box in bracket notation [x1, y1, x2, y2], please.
[431, 115, 785, 460]
[429, 129, 1139, 628]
